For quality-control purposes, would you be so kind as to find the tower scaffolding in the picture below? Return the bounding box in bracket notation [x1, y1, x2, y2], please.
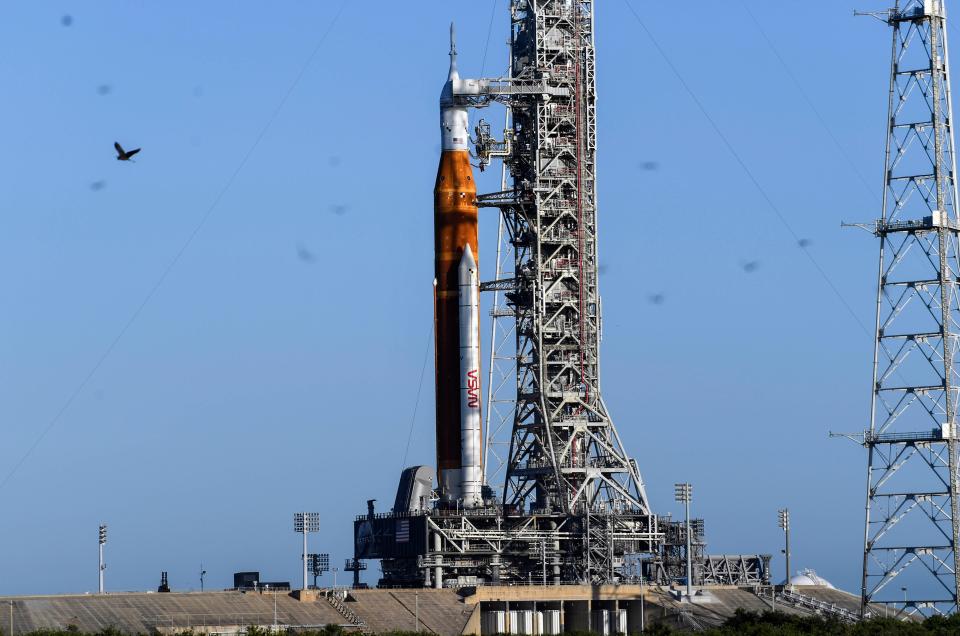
[475, 0, 659, 582]
[859, 0, 960, 617]
[355, 0, 684, 588]
[496, 0, 652, 519]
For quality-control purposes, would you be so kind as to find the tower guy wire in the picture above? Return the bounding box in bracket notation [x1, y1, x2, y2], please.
[0, 0, 350, 493]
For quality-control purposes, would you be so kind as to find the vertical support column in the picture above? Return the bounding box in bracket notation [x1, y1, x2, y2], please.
[302, 530, 308, 591]
[433, 532, 443, 589]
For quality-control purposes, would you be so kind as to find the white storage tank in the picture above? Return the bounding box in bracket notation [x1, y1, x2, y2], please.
[591, 610, 611, 636]
[615, 609, 628, 635]
[542, 609, 562, 635]
[515, 610, 535, 635]
[482, 610, 506, 635]
[508, 610, 521, 634]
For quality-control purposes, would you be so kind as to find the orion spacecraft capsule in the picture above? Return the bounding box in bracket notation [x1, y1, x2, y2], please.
[434, 24, 483, 508]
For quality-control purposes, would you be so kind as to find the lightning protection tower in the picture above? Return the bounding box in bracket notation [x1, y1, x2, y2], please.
[860, 0, 960, 617]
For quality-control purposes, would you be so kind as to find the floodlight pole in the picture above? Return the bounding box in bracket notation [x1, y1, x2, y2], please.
[685, 496, 691, 599]
[98, 524, 107, 594]
[778, 509, 791, 586]
[293, 512, 320, 592]
[674, 484, 693, 600]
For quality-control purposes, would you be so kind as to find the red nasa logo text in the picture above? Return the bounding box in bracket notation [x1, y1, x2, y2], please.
[466, 369, 480, 408]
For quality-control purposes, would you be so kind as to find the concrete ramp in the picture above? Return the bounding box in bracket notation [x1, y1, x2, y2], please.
[1, 591, 349, 634]
[347, 589, 473, 635]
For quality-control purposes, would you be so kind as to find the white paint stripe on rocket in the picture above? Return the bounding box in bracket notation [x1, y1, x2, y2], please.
[458, 244, 483, 508]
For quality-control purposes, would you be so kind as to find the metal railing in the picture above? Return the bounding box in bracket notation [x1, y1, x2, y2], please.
[322, 590, 367, 631]
[776, 588, 862, 623]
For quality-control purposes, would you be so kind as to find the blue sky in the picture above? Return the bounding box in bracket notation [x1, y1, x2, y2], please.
[0, 0, 910, 594]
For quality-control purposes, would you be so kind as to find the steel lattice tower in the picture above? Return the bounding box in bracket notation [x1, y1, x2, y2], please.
[489, 0, 652, 520]
[861, 0, 960, 616]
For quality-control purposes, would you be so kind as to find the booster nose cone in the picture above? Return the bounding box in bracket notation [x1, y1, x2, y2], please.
[459, 243, 477, 275]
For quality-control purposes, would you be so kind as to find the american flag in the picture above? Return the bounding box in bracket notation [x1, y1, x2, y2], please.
[396, 519, 410, 543]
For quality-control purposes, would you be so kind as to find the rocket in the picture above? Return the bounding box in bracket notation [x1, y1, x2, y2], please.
[434, 24, 483, 508]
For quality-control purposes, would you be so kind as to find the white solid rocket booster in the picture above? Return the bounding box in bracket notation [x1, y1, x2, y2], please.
[458, 244, 483, 508]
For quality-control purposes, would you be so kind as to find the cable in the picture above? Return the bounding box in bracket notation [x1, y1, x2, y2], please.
[739, 1, 879, 203]
[620, 0, 871, 335]
[480, 0, 501, 77]
[401, 324, 434, 471]
[0, 1, 350, 492]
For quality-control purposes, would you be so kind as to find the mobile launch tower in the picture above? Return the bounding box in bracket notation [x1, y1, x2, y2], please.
[354, 1, 765, 589]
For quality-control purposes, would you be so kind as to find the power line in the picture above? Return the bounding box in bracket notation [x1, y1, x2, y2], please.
[738, 1, 879, 203]
[400, 323, 434, 471]
[479, 0, 501, 77]
[620, 0, 871, 335]
[0, 1, 350, 493]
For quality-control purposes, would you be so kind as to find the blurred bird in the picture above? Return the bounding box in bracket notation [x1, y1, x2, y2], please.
[296, 244, 317, 264]
[741, 260, 761, 274]
[114, 142, 141, 161]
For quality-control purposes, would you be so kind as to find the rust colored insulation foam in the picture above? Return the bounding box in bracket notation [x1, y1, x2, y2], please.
[434, 149, 479, 494]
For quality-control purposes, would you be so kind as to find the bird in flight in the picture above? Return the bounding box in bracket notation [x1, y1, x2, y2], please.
[114, 142, 141, 161]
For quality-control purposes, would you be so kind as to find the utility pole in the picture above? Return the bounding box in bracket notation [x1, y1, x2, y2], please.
[778, 509, 791, 586]
[97, 524, 107, 594]
[293, 513, 320, 591]
[675, 483, 693, 600]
